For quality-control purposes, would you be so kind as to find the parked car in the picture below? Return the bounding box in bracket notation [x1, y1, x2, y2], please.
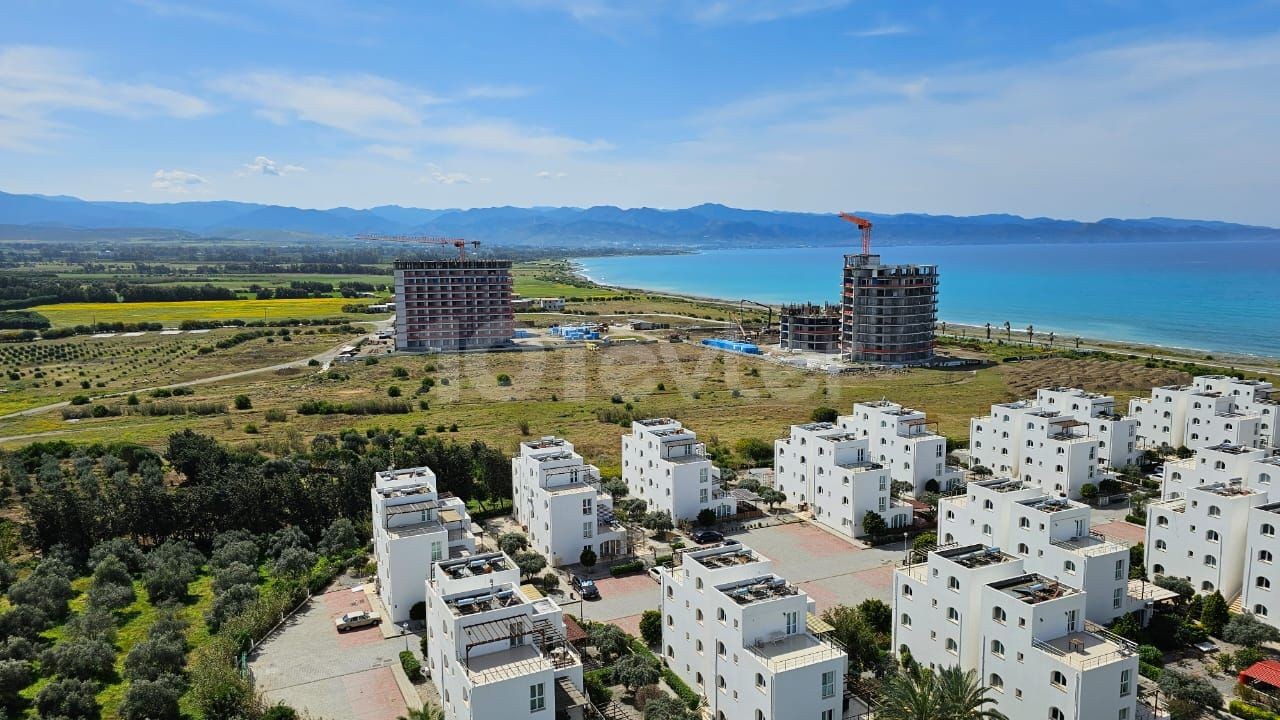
[572, 576, 600, 600]
[334, 610, 381, 632]
[691, 529, 724, 544]
[647, 566, 664, 582]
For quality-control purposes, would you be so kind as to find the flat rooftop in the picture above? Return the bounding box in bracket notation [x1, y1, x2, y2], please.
[976, 478, 1028, 493]
[718, 574, 800, 606]
[438, 552, 509, 580]
[749, 632, 845, 670]
[446, 584, 525, 616]
[1259, 502, 1280, 515]
[1197, 481, 1264, 498]
[992, 574, 1078, 604]
[687, 545, 762, 569]
[1039, 629, 1133, 669]
[798, 421, 836, 431]
[523, 437, 568, 450]
[1019, 496, 1080, 513]
[636, 417, 679, 427]
[937, 544, 1017, 569]
[1209, 442, 1256, 455]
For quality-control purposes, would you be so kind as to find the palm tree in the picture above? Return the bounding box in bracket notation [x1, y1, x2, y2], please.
[397, 706, 444, 720]
[877, 670, 940, 720]
[984, 322, 991, 340]
[1002, 321, 1011, 339]
[934, 666, 1007, 720]
[1026, 324, 1034, 341]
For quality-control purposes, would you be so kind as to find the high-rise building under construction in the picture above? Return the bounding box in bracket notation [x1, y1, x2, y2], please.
[393, 259, 514, 352]
[841, 253, 938, 364]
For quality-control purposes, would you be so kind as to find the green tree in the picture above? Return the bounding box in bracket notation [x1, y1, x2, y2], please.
[36, 677, 101, 720]
[734, 437, 773, 466]
[640, 510, 674, 532]
[639, 610, 663, 647]
[695, 508, 716, 527]
[877, 669, 941, 720]
[613, 653, 659, 693]
[497, 532, 529, 556]
[810, 406, 839, 423]
[588, 623, 629, 663]
[1200, 591, 1230, 636]
[579, 547, 597, 569]
[934, 666, 1007, 720]
[396, 707, 444, 720]
[1224, 612, 1280, 646]
[513, 551, 546, 579]
[862, 510, 888, 537]
[120, 675, 184, 720]
[857, 598, 892, 635]
[1079, 483, 1098, 501]
[912, 532, 937, 553]
[233, 395, 252, 410]
[1158, 670, 1222, 719]
[758, 488, 787, 510]
[643, 695, 696, 720]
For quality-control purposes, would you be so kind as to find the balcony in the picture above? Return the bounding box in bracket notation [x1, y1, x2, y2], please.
[747, 632, 846, 672]
[1032, 621, 1136, 671]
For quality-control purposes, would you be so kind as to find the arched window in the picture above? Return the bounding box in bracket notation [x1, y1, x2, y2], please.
[900, 613, 912, 627]
[1153, 564, 1165, 575]
[1019, 517, 1030, 529]
[1203, 581, 1215, 592]
[1214, 461, 1226, 470]
[1063, 560, 1077, 574]
[1050, 671, 1067, 688]
[696, 578, 703, 590]
[992, 606, 1007, 623]
[990, 639, 1005, 656]
[1258, 576, 1272, 590]
[1208, 505, 1221, 517]
[1155, 539, 1167, 550]
[945, 638, 958, 653]
[902, 584, 913, 597]
[982, 524, 993, 536]
[1264, 524, 1276, 537]
[983, 499, 994, 510]
[947, 607, 959, 623]
[1261, 473, 1272, 485]
[1204, 555, 1217, 567]
[948, 577, 960, 591]
[1017, 543, 1029, 555]
[1207, 530, 1220, 542]
[1256, 604, 1270, 617]
[1260, 550, 1273, 563]
[717, 608, 726, 623]
[1156, 516, 1169, 527]
[1051, 709, 1066, 720]
[696, 609, 704, 622]
[989, 673, 1004, 691]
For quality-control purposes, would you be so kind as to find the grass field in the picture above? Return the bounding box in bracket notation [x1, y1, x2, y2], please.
[31, 298, 381, 328]
[512, 261, 626, 300]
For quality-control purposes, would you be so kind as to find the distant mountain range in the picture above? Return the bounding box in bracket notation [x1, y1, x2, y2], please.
[1, 190, 1276, 250]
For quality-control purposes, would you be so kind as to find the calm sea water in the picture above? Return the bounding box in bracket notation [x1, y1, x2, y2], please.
[576, 241, 1280, 358]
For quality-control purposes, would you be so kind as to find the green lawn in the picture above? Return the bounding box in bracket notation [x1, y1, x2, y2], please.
[31, 298, 382, 328]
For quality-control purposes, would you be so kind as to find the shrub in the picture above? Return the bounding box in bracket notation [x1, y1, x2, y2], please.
[387, 385, 401, 397]
[318, 517, 360, 558]
[70, 394, 90, 405]
[497, 373, 512, 386]
[233, 395, 252, 410]
[262, 705, 301, 720]
[1225, 612, 1280, 646]
[1230, 701, 1280, 720]
[125, 635, 188, 682]
[36, 677, 101, 719]
[584, 669, 613, 705]
[120, 675, 184, 720]
[398, 650, 422, 681]
[639, 609, 662, 647]
[579, 547, 597, 568]
[265, 408, 288, 422]
[610, 560, 645, 576]
[0, 658, 34, 703]
[409, 602, 426, 621]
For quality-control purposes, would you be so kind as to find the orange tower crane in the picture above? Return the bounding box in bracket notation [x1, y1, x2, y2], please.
[838, 212, 873, 255]
[354, 233, 480, 261]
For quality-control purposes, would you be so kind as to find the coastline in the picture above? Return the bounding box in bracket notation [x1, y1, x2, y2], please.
[565, 260, 1280, 373]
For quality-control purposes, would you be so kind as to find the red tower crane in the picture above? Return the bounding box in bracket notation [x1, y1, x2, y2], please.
[838, 212, 873, 255]
[354, 234, 480, 261]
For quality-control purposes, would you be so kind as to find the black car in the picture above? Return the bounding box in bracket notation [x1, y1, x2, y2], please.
[572, 575, 600, 599]
[691, 529, 724, 544]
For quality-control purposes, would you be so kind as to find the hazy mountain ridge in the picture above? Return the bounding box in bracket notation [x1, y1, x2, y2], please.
[1, 191, 1276, 248]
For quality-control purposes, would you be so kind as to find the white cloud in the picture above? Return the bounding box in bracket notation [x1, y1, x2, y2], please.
[423, 163, 490, 185]
[151, 169, 206, 193]
[237, 155, 306, 177]
[212, 71, 607, 156]
[0, 45, 210, 151]
[367, 144, 414, 161]
[536, 170, 568, 179]
[847, 23, 911, 38]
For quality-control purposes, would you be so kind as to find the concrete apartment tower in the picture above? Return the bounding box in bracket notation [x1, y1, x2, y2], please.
[393, 259, 514, 352]
[778, 303, 842, 353]
[841, 253, 938, 364]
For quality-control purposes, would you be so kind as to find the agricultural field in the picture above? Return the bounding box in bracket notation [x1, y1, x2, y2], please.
[0, 339, 1192, 475]
[31, 298, 381, 328]
[512, 261, 627, 300]
[0, 327, 364, 416]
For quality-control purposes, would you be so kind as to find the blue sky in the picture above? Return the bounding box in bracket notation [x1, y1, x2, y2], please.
[3, 1, 1280, 224]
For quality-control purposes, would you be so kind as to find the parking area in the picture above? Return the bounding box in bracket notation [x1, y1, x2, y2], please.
[249, 584, 411, 720]
[572, 520, 905, 634]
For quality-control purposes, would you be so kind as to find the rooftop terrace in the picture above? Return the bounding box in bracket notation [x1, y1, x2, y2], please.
[938, 544, 1017, 569]
[446, 584, 525, 616]
[991, 574, 1078, 604]
[718, 574, 800, 605]
[1020, 496, 1078, 513]
[438, 553, 509, 580]
[1198, 481, 1263, 498]
[523, 437, 569, 451]
[1035, 622, 1136, 670]
[687, 545, 762, 569]
[636, 417, 678, 427]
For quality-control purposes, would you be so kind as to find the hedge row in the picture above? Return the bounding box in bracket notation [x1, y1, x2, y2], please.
[629, 638, 700, 710]
[609, 560, 644, 577]
[1230, 700, 1280, 720]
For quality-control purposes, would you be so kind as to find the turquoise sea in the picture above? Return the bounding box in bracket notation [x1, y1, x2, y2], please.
[576, 240, 1280, 358]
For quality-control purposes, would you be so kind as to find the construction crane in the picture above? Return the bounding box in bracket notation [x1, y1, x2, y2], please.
[838, 212, 873, 255]
[733, 299, 774, 341]
[354, 234, 480, 261]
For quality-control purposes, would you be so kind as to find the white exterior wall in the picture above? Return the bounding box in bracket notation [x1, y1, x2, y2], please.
[1160, 444, 1272, 500]
[970, 401, 1107, 500]
[511, 437, 625, 566]
[1145, 483, 1268, 599]
[837, 400, 963, 497]
[1036, 387, 1140, 469]
[623, 419, 733, 522]
[660, 544, 845, 720]
[938, 480, 1130, 624]
[425, 552, 584, 720]
[1243, 504, 1280, 629]
[372, 466, 476, 624]
[774, 422, 911, 537]
[1130, 377, 1269, 451]
[893, 545, 1138, 720]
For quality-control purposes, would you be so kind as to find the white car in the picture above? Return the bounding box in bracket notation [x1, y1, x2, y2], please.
[334, 610, 381, 632]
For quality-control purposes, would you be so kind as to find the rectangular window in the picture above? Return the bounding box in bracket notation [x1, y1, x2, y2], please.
[785, 611, 798, 634]
[1119, 710, 1129, 720]
[1113, 587, 1123, 609]
[1066, 609, 1078, 633]
[1120, 669, 1131, 696]
[583, 522, 593, 538]
[822, 670, 836, 698]
[700, 468, 709, 483]
[530, 683, 545, 712]
[700, 489, 708, 503]
[582, 498, 593, 515]
[1115, 559, 1124, 580]
[431, 542, 443, 562]
[879, 497, 887, 512]
[879, 477, 887, 491]
[822, 710, 834, 720]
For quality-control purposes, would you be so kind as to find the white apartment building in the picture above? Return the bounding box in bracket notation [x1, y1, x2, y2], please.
[893, 544, 1139, 720]
[1035, 387, 1141, 469]
[373, 466, 477, 624]
[1146, 480, 1269, 599]
[622, 418, 734, 522]
[512, 436, 626, 567]
[1243, 502, 1280, 628]
[774, 421, 912, 537]
[1129, 375, 1270, 451]
[659, 543, 846, 720]
[425, 552, 588, 720]
[836, 400, 964, 496]
[970, 400, 1106, 500]
[938, 478, 1132, 623]
[1159, 443, 1279, 501]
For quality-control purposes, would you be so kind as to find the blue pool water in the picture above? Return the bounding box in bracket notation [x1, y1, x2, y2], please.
[576, 241, 1280, 357]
